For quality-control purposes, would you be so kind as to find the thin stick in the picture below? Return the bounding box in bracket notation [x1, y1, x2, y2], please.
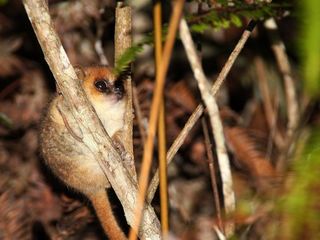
[254, 56, 285, 149]
[201, 118, 223, 232]
[132, 85, 147, 145]
[212, 20, 256, 95]
[179, 17, 235, 236]
[128, 1, 185, 239]
[264, 18, 298, 140]
[95, 39, 109, 66]
[154, 0, 169, 237]
[147, 21, 256, 202]
[94, 18, 109, 65]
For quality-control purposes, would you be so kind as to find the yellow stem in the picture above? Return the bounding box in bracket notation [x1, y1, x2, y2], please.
[154, 1, 169, 237]
[128, 1, 185, 239]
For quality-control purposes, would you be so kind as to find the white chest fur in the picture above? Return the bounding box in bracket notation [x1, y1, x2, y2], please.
[90, 96, 126, 137]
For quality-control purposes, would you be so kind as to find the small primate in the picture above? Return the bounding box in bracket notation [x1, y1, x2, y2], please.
[40, 66, 127, 240]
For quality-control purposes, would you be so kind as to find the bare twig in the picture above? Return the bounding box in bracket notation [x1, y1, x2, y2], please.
[94, 15, 109, 65]
[264, 18, 299, 140]
[213, 225, 227, 240]
[201, 118, 223, 232]
[23, 0, 160, 239]
[147, 20, 256, 202]
[94, 39, 109, 66]
[132, 85, 147, 144]
[179, 17, 234, 236]
[114, 3, 137, 180]
[212, 20, 257, 94]
[254, 56, 285, 149]
[267, 93, 280, 160]
[128, 1, 185, 239]
[264, 18, 299, 172]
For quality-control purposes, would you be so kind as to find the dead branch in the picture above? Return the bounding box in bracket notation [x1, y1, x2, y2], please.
[264, 18, 299, 140]
[115, 2, 137, 181]
[179, 17, 235, 236]
[264, 18, 299, 172]
[201, 118, 223, 231]
[254, 56, 285, 149]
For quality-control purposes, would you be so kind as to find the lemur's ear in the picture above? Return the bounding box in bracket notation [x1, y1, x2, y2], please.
[74, 66, 86, 81]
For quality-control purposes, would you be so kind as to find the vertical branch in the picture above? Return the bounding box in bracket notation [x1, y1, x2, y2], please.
[133, 85, 147, 144]
[201, 118, 223, 232]
[128, 1, 185, 239]
[154, 0, 169, 237]
[115, 2, 136, 180]
[264, 18, 299, 140]
[179, 18, 235, 236]
[254, 56, 285, 149]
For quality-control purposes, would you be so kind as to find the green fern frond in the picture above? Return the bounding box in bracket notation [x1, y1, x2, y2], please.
[113, 44, 144, 76]
[113, 27, 168, 76]
[188, 2, 291, 33]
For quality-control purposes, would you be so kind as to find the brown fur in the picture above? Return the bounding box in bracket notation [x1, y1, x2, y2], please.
[81, 66, 116, 101]
[40, 66, 126, 239]
[89, 191, 126, 240]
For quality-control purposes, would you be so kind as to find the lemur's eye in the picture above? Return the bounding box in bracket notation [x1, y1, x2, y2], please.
[94, 79, 110, 93]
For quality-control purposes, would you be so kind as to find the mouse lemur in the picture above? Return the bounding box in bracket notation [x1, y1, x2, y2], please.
[40, 66, 127, 239]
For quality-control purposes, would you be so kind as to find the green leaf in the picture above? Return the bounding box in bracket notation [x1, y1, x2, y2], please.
[217, 0, 228, 5]
[187, 2, 289, 32]
[213, 18, 230, 29]
[230, 13, 243, 27]
[190, 23, 210, 33]
[0, 112, 13, 129]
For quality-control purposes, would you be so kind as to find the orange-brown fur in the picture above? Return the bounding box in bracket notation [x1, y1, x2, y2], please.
[40, 66, 127, 240]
